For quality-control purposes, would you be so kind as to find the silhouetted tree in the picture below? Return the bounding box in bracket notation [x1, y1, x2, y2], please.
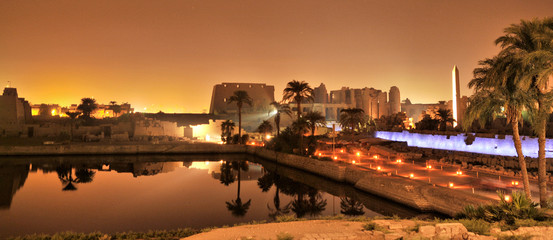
[339, 108, 365, 132]
[304, 111, 326, 136]
[435, 108, 455, 131]
[77, 98, 98, 120]
[228, 91, 252, 144]
[283, 80, 313, 154]
[256, 120, 273, 136]
[220, 120, 235, 144]
[270, 101, 292, 138]
[65, 111, 82, 141]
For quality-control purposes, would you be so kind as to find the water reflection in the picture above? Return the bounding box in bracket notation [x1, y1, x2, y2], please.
[225, 160, 251, 217]
[0, 154, 437, 238]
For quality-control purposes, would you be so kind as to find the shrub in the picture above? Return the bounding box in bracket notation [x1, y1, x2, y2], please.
[362, 222, 376, 231]
[456, 191, 546, 225]
[276, 232, 294, 240]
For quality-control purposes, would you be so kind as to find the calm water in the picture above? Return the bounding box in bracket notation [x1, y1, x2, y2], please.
[0, 154, 431, 238]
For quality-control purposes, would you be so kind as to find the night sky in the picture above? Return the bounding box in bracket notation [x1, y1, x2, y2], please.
[1, 0, 552, 113]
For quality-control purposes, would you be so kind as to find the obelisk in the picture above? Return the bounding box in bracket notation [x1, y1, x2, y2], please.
[452, 65, 460, 127]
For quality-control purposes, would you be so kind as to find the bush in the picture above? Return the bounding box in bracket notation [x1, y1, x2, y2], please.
[456, 191, 546, 225]
[362, 222, 376, 231]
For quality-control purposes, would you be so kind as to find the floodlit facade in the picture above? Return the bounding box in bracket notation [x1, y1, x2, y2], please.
[209, 82, 275, 115]
[0, 87, 32, 136]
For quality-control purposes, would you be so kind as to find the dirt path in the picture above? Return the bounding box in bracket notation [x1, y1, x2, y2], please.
[182, 220, 368, 240]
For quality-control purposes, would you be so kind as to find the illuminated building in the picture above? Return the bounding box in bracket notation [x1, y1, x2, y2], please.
[209, 82, 275, 115]
[0, 87, 32, 137]
[305, 84, 400, 121]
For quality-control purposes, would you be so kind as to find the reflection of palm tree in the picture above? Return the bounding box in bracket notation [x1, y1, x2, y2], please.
[225, 160, 251, 217]
[258, 171, 291, 220]
[219, 161, 235, 186]
[340, 197, 365, 216]
[56, 165, 96, 191]
[291, 190, 327, 218]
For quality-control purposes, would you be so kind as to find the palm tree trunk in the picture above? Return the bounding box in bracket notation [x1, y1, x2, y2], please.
[536, 94, 548, 206]
[512, 117, 531, 199]
[311, 126, 315, 136]
[238, 106, 242, 144]
[297, 102, 303, 155]
[275, 114, 280, 138]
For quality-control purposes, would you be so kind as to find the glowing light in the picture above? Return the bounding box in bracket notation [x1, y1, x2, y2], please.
[373, 155, 378, 159]
[340, 149, 344, 153]
[376, 166, 381, 171]
[396, 159, 402, 163]
[512, 181, 519, 186]
[409, 173, 414, 178]
[318, 153, 322, 157]
[427, 165, 432, 169]
[205, 161, 209, 165]
[505, 195, 510, 201]
[51, 109, 56, 116]
[266, 134, 271, 140]
[456, 171, 463, 175]
[356, 152, 361, 157]
[333, 156, 338, 160]
[448, 182, 454, 188]
[205, 134, 210, 141]
[352, 160, 356, 164]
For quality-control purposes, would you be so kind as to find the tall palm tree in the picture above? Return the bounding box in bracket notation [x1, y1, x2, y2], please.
[228, 91, 253, 144]
[495, 17, 553, 206]
[220, 120, 235, 144]
[225, 160, 251, 217]
[339, 108, 365, 132]
[270, 101, 292, 138]
[65, 111, 81, 142]
[465, 55, 533, 199]
[304, 111, 326, 136]
[283, 80, 313, 155]
[77, 98, 98, 119]
[435, 108, 455, 131]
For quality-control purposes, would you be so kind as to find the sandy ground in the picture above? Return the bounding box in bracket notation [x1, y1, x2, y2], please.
[183, 220, 368, 240]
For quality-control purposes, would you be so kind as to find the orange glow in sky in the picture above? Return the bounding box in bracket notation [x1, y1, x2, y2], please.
[1, 0, 552, 113]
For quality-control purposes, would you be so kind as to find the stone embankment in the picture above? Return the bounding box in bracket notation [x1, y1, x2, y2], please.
[0, 143, 494, 216]
[184, 219, 552, 240]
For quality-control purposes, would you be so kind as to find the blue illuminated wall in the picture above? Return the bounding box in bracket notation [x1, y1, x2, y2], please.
[375, 131, 553, 158]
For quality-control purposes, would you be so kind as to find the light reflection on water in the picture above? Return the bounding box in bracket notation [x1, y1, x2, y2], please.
[0, 154, 431, 238]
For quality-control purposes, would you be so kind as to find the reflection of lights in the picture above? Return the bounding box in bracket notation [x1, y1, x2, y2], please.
[505, 195, 511, 201]
[448, 182, 454, 188]
[409, 173, 414, 178]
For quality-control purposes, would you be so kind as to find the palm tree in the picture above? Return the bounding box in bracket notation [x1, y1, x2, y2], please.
[435, 108, 455, 131]
[65, 111, 81, 141]
[283, 80, 313, 154]
[228, 91, 253, 144]
[495, 17, 553, 206]
[270, 101, 292, 138]
[304, 111, 326, 136]
[77, 98, 98, 119]
[256, 120, 273, 137]
[465, 54, 533, 199]
[225, 160, 251, 217]
[109, 101, 122, 118]
[339, 108, 365, 132]
[220, 120, 235, 144]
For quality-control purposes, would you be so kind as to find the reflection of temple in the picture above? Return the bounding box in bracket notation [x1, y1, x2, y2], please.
[0, 165, 29, 209]
[110, 162, 183, 177]
[211, 163, 264, 181]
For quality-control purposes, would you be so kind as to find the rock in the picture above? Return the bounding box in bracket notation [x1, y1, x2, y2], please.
[418, 225, 436, 237]
[489, 227, 501, 234]
[384, 232, 403, 240]
[435, 223, 468, 238]
[388, 224, 403, 230]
